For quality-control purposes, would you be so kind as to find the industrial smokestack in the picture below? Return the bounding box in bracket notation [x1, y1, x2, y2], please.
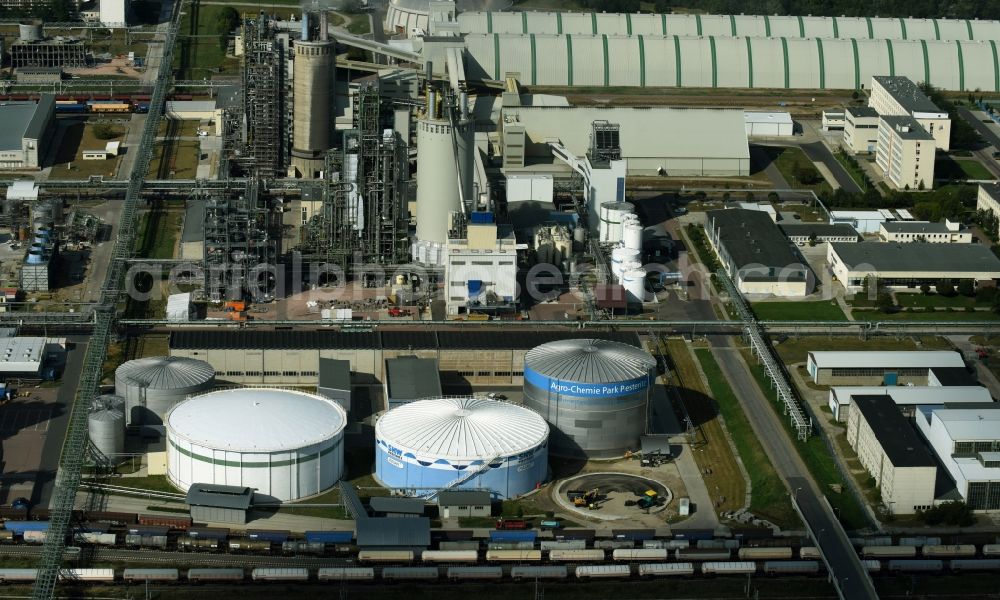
[301, 12, 309, 41]
[319, 11, 328, 41]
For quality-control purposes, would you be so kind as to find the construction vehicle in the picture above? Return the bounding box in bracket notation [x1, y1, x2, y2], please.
[637, 490, 660, 510]
[572, 489, 600, 508]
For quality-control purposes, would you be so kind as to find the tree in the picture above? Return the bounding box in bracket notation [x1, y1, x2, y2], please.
[936, 280, 955, 297]
[919, 283, 931, 295]
[808, 233, 818, 247]
[876, 291, 895, 313]
[92, 123, 120, 140]
[957, 279, 975, 297]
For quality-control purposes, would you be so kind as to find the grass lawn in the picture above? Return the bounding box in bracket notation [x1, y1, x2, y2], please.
[854, 309, 1000, 321]
[148, 140, 200, 179]
[134, 209, 183, 259]
[751, 301, 848, 321]
[694, 349, 798, 528]
[772, 335, 952, 366]
[664, 339, 745, 516]
[740, 351, 869, 530]
[767, 147, 832, 193]
[682, 224, 721, 272]
[157, 119, 202, 138]
[346, 14, 371, 35]
[936, 155, 996, 181]
[274, 487, 349, 520]
[113, 475, 181, 494]
[895, 292, 985, 308]
[48, 121, 126, 180]
[174, 3, 242, 79]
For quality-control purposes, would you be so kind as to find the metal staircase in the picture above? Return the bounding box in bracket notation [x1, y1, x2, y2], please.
[427, 454, 502, 500]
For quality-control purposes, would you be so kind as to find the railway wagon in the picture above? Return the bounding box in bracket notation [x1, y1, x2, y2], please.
[613, 529, 656, 542]
[59, 569, 115, 583]
[55, 103, 86, 113]
[432, 530, 475, 542]
[488, 541, 535, 550]
[799, 546, 821, 559]
[899, 537, 941, 547]
[82, 511, 137, 525]
[863, 560, 882, 573]
[439, 541, 480, 551]
[887, 560, 944, 573]
[123, 569, 179, 583]
[23, 531, 46, 544]
[950, 559, 1000, 572]
[921, 544, 976, 558]
[248, 530, 289, 543]
[187, 568, 244, 582]
[177, 536, 219, 551]
[862, 545, 917, 558]
[0, 531, 14, 542]
[138, 514, 191, 530]
[127, 525, 170, 536]
[73, 532, 117, 546]
[0, 569, 37, 582]
[304, 531, 353, 544]
[382, 567, 439, 581]
[638, 563, 695, 577]
[485, 550, 542, 562]
[549, 549, 605, 562]
[983, 544, 1000, 557]
[554, 529, 595, 541]
[5, 521, 49, 535]
[489, 530, 537, 543]
[187, 527, 229, 540]
[702, 562, 756, 576]
[574, 564, 631, 579]
[228, 539, 271, 553]
[281, 541, 325, 555]
[613, 548, 669, 561]
[763, 561, 820, 575]
[641, 540, 668, 549]
[738, 547, 793, 560]
[87, 102, 131, 113]
[447, 567, 503, 580]
[123, 534, 166, 549]
[594, 540, 635, 550]
[541, 540, 587, 551]
[358, 550, 415, 563]
[420, 550, 479, 563]
[675, 548, 731, 561]
[510, 566, 568, 580]
[251, 568, 309, 582]
[317, 568, 375, 581]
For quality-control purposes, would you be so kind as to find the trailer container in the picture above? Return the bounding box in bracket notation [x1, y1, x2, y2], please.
[358, 550, 414, 563]
[738, 547, 793, 560]
[382, 567, 438, 580]
[702, 562, 756, 575]
[574, 564, 630, 579]
[763, 561, 820, 575]
[511, 566, 567, 580]
[799, 546, 821, 559]
[549, 549, 605, 562]
[304, 531, 353, 544]
[187, 569, 244, 582]
[123, 569, 179, 582]
[5, 521, 49, 534]
[447, 567, 502, 580]
[638, 563, 695, 577]
[983, 544, 1000, 557]
[612, 529, 655, 541]
[672, 529, 715, 541]
[554, 529, 594, 541]
[921, 544, 976, 558]
[420, 550, 478, 563]
[0, 569, 37, 582]
[862, 545, 916, 558]
[887, 560, 943, 573]
[613, 548, 668, 561]
[250, 568, 308, 581]
[317, 568, 375, 581]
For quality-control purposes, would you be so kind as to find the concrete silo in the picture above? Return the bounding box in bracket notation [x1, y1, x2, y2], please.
[290, 12, 335, 179]
[115, 356, 215, 427]
[523, 339, 656, 458]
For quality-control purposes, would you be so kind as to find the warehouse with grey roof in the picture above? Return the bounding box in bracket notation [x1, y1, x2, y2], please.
[0, 96, 54, 169]
[827, 242, 1000, 292]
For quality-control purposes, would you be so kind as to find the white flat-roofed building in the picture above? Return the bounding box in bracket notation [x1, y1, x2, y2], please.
[876, 114, 936, 190]
[806, 350, 965, 385]
[916, 406, 1000, 510]
[822, 110, 845, 131]
[744, 111, 793, 137]
[829, 209, 889, 234]
[828, 386, 993, 422]
[843, 106, 880, 154]
[827, 242, 1000, 292]
[870, 75, 951, 151]
[879, 220, 971, 244]
[0, 337, 46, 375]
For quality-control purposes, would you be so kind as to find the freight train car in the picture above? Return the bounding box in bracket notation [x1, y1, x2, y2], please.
[447, 567, 502, 580]
[123, 569, 179, 583]
[382, 567, 438, 581]
[317, 568, 375, 581]
[358, 550, 415, 563]
[420, 550, 478, 563]
[485, 550, 542, 562]
[187, 569, 244, 582]
[250, 568, 308, 582]
[638, 563, 695, 577]
[613, 548, 669, 561]
[510, 566, 567, 580]
[738, 547, 793, 560]
[574, 564, 630, 579]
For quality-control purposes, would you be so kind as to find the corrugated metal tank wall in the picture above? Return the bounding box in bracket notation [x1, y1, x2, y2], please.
[457, 12, 1000, 41]
[462, 34, 1000, 91]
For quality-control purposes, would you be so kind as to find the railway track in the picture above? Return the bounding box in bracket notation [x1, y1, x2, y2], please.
[0, 546, 350, 568]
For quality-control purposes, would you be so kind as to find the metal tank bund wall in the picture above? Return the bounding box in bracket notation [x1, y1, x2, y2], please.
[522, 340, 655, 458]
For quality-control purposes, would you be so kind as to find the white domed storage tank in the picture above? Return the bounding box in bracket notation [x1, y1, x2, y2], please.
[622, 267, 647, 302]
[523, 339, 656, 458]
[88, 395, 125, 461]
[623, 218, 643, 252]
[375, 397, 549, 499]
[166, 388, 347, 501]
[599, 201, 634, 244]
[116, 357, 215, 427]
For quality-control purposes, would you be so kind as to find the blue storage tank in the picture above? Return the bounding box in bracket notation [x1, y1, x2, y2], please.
[489, 530, 537, 543]
[5, 522, 50, 534]
[375, 397, 549, 499]
[304, 531, 353, 544]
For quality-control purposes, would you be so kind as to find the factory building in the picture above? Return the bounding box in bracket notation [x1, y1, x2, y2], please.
[444, 213, 524, 316]
[878, 220, 971, 243]
[523, 338, 655, 458]
[8, 23, 87, 69]
[778, 223, 860, 244]
[169, 329, 641, 388]
[437, 490, 491, 518]
[375, 397, 549, 498]
[0, 95, 55, 169]
[827, 242, 1000, 292]
[806, 350, 966, 386]
[875, 115, 936, 190]
[916, 405, 1000, 510]
[499, 105, 750, 177]
[843, 106, 880, 154]
[870, 75, 951, 151]
[706, 208, 813, 297]
[846, 395, 937, 515]
[743, 111, 794, 137]
[166, 388, 347, 502]
[99, 0, 130, 26]
[829, 209, 894, 234]
[828, 386, 993, 422]
[0, 337, 49, 377]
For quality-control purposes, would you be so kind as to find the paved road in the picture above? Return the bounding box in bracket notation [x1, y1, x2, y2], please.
[958, 107, 1000, 149]
[749, 145, 790, 188]
[799, 141, 863, 193]
[707, 340, 876, 600]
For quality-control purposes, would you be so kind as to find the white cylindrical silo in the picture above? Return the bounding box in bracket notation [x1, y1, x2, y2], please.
[115, 356, 215, 427]
[375, 397, 548, 499]
[623, 219, 643, 252]
[88, 395, 125, 461]
[166, 388, 347, 501]
[600, 201, 634, 244]
[623, 267, 647, 302]
[414, 114, 473, 258]
[291, 39, 335, 178]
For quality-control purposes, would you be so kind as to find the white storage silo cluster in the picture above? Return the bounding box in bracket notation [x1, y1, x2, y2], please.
[605, 210, 646, 302]
[88, 395, 126, 461]
[375, 397, 549, 499]
[115, 356, 215, 427]
[523, 339, 656, 458]
[599, 201, 634, 244]
[166, 388, 347, 502]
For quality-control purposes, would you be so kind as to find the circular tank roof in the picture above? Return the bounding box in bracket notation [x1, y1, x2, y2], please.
[116, 356, 214, 390]
[376, 397, 548, 461]
[525, 339, 656, 384]
[166, 388, 346, 452]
